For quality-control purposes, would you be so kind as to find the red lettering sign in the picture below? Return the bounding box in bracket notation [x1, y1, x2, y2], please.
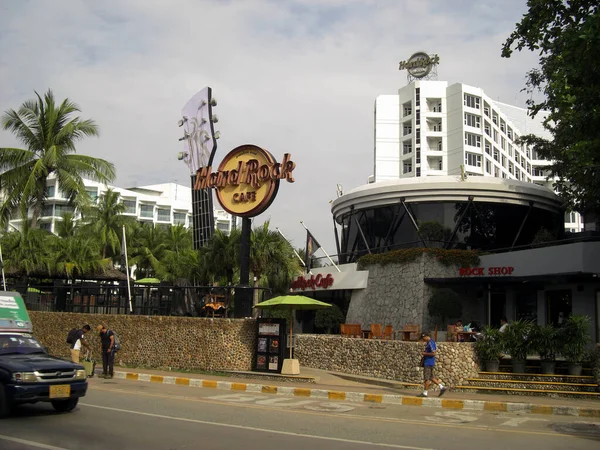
[290, 274, 334, 290]
[458, 266, 514, 277]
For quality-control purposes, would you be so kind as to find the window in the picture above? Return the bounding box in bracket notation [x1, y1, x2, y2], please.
[122, 200, 136, 214]
[493, 149, 499, 162]
[501, 137, 507, 151]
[464, 94, 480, 109]
[55, 205, 74, 216]
[415, 88, 420, 106]
[157, 208, 171, 222]
[571, 212, 577, 223]
[46, 185, 55, 198]
[493, 129, 498, 143]
[508, 162, 514, 175]
[532, 167, 545, 176]
[140, 204, 154, 218]
[416, 133, 420, 144]
[483, 104, 490, 117]
[484, 141, 491, 155]
[500, 121, 506, 133]
[416, 150, 421, 164]
[546, 290, 572, 327]
[416, 167, 421, 177]
[403, 161, 412, 174]
[484, 122, 491, 136]
[403, 142, 412, 155]
[403, 103, 412, 117]
[507, 128, 513, 140]
[432, 102, 442, 113]
[464, 113, 481, 128]
[502, 155, 507, 168]
[42, 205, 54, 217]
[173, 212, 186, 225]
[485, 160, 491, 174]
[416, 111, 420, 125]
[438, 159, 443, 170]
[492, 113, 498, 125]
[217, 222, 230, 233]
[465, 132, 481, 148]
[465, 153, 482, 167]
[432, 122, 442, 132]
[494, 167, 500, 177]
[85, 188, 98, 201]
[403, 124, 412, 136]
[437, 140, 443, 151]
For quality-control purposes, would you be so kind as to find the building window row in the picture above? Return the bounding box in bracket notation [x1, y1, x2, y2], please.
[465, 132, 481, 148]
[465, 152, 482, 167]
[464, 93, 480, 109]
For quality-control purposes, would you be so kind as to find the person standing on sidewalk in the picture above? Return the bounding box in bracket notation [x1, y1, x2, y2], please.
[96, 324, 115, 379]
[418, 332, 447, 398]
[67, 324, 92, 363]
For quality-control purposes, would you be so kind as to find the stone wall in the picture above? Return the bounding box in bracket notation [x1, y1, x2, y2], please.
[346, 253, 462, 333]
[29, 312, 256, 372]
[295, 334, 479, 387]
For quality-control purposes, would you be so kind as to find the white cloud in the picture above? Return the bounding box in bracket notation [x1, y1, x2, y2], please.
[0, 0, 539, 255]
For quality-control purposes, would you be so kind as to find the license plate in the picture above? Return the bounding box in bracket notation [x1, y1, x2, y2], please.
[49, 385, 71, 399]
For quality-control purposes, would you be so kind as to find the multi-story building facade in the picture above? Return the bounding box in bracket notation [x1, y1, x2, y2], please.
[7, 175, 240, 235]
[373, 80, 583, 231]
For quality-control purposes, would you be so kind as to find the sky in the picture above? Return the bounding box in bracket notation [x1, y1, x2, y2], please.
[0, 0, 540, 257]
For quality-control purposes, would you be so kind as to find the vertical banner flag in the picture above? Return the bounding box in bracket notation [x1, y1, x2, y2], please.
[305, 229, 322, 273]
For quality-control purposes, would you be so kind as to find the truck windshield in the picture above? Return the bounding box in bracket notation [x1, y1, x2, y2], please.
[0, 334, 46, 355]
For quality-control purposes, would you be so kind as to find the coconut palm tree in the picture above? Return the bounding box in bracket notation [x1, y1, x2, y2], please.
[54, 212, 79, 238]
[205, 228, 240, 286]
[131, 223, 169, 279]
[165, 224, 193, 255]
[0, 224, 52, 278]
[50, 234, 109, 280]
[0, 89, 115, 228]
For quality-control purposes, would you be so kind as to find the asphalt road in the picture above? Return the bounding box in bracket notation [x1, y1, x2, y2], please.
[0, 377, 598, 450]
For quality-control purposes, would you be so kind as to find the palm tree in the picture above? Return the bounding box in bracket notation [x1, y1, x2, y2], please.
[250, 221, 291, 311]
[54, 212, 79, 238]
[204, 229, 240, 286]
[0, 224, 52, 278]
[165, 224, 193, 256]
[50, 234, 108, 280]
[0, 89, 115, 228]
[80, 188, 129, 259]
[131, 223, 169, 279]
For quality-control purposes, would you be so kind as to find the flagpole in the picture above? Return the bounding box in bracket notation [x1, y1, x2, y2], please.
[300, 221, 341, 272]
[122, 225, 133, 313]
[275, 227, 307, 269]
[0, 241, 6, 291]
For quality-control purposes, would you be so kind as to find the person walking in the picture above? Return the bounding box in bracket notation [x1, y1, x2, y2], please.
[67, 324, 92, 363]
[418, 332, 447, 397]
[96, 324, 116, 379]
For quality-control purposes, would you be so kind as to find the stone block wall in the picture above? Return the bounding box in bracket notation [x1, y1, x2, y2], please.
[29, 312, 256, 372]
[346, 253, 461, 332]
[295, 334, 479, 387]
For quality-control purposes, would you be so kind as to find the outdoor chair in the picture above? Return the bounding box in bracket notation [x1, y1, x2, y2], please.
[368, 323, 384, 339]
[341, 324, 362, 338]
[401, 324, 421, 341]
[383, 325, 394, 340]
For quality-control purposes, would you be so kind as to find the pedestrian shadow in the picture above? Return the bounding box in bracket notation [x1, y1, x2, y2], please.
[549, 422, 600, 442]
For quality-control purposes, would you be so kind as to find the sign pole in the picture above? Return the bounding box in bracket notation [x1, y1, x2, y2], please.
[0, 241, 6, 291]
[235, 217, 253, 318]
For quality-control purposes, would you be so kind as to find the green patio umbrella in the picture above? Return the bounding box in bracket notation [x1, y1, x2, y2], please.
[254, 295, 331, 359]
[135, 277, 161, 284]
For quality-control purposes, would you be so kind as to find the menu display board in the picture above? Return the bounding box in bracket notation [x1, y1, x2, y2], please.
[255, 318, 286, 373]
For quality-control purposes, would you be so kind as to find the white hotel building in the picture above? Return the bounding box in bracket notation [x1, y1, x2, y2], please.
[7, 175, 240, 235]
[373, 80, 584, 232]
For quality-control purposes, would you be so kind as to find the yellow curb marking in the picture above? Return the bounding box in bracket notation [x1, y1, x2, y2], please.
[231, 383, 247, 391]
[125, 373, 139, 381]
[579, 408, 600, 418]
[402, 397, 423, 406]
[262, 386, 277, 394]
[175, 378, 190, 386]
[364, 394, 383, 403]
[150, 375, 164, 383]
[484, 402, 507, 411]
[530, 405, 553, 415]
[202, 380, 218, 388]
[328, 391, 346, 401]
[294, 388, 311, 397]
[441, 399, 464, 409]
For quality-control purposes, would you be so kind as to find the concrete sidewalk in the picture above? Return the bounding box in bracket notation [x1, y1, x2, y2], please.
[106, 365, 600, 418]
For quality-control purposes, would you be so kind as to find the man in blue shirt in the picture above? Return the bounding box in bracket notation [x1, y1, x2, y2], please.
[418, 332, 447, 397]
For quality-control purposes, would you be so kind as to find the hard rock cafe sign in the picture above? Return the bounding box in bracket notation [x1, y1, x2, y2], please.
[399, 52, 440, 79]
[193, 144, 295, 217]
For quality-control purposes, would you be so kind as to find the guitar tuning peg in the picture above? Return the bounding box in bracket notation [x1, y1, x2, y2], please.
[214, 131, 221, 139]
[211, 115, 218, 123]
[210, 98, 217, 107]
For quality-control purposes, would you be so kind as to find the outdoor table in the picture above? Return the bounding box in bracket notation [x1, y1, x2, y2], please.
[455, 331, 477, 341]
[362, 329, 370, 339]
[401, 331, 413, 341]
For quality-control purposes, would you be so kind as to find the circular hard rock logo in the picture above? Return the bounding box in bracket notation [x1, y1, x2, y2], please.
[399, 52, 440, 79]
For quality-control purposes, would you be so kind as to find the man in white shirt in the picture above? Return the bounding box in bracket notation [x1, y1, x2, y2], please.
[499, 317, 509, 333]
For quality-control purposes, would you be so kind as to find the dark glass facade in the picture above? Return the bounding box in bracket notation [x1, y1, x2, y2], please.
[337, 201, 564, 264]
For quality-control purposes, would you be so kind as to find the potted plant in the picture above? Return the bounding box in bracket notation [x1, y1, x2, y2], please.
[531, 324, 560, 374]
[560, 315, 591, 376]
[475, 326, 503, 372]
[502, 319, 533, 373]
[427, 288, 463, 341]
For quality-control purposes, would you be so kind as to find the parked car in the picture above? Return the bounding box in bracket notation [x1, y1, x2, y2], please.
[0, 292, 88, 418]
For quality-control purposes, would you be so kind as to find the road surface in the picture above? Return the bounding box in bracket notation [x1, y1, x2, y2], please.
[0, 377, 598, 449]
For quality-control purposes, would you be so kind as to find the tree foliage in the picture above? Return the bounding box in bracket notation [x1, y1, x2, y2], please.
[502, 1, 600, 215]
[0, 89, 115, 227]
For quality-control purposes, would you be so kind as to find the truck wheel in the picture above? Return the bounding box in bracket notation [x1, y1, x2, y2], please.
[51, 398, 79, 413]
[0, 383, 10, 418]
